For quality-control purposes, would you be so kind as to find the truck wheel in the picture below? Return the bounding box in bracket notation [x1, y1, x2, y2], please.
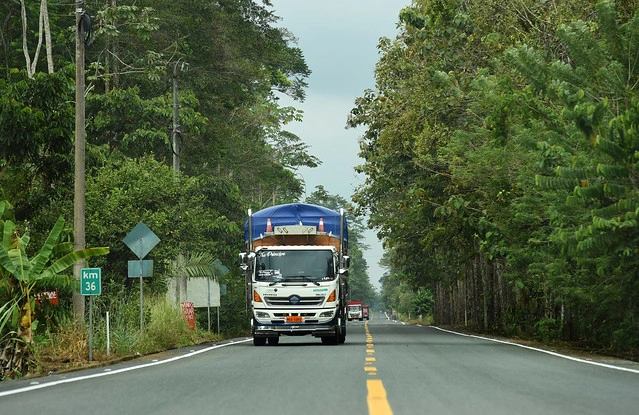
[321, 336, 338, 345]
[267, 336, 279, 345]
[321, 327, 340, 345]
[253, 336, 267, 346]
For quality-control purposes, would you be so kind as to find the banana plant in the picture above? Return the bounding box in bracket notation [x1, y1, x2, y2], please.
[0, 209, 109, 378]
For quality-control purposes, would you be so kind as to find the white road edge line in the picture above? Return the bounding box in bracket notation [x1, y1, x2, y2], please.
[431, 326, 639, 374]
[0, 338, 252, 397]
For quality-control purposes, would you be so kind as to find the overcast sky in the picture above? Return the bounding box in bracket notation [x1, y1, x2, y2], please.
[269, 1, 408, 290]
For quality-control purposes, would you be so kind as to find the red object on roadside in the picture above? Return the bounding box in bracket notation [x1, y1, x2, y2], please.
[181, 301, 195, 330]
[36, 290, 59, 306]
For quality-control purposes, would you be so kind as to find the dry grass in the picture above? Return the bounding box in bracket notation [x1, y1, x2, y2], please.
[32, 322, 125, 376]
[29, 303, 225, 378]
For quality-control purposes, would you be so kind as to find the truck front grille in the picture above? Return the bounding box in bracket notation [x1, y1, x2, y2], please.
[264, 296, 324, 306]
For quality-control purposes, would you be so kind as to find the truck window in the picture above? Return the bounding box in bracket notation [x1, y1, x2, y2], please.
[255, 250, 335, 282]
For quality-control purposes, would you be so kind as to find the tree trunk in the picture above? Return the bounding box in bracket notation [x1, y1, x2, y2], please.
[43, 0, 54, 73]
[20, 0, 53, 77]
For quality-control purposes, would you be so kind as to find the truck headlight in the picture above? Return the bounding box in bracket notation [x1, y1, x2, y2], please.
[255, 311, 270, 318]
[319, 310, 334, 318]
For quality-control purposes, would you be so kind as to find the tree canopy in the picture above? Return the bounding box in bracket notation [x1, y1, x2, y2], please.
[350, 0, 639, 352]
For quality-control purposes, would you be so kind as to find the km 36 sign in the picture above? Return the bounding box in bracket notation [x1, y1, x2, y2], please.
[81, 268, 102, 296]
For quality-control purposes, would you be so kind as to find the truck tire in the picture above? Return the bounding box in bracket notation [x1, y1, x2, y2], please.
[253, 336, 267, 346]
[339, 311, 346, 343]
[321, 326, 341, 345]
[267, 336, 279, 345]
[321, 336, 338, 345]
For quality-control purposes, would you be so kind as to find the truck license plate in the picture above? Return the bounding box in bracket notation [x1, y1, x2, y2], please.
[286, 315, 302, 323]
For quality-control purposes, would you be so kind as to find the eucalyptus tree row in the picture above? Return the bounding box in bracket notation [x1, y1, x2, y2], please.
[352, 0, 639, 351]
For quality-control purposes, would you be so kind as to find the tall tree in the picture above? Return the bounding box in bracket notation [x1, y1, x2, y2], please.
[350, 0, 639, 350]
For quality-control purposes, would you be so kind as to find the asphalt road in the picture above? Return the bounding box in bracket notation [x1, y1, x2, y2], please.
[1, 314, 638, 414]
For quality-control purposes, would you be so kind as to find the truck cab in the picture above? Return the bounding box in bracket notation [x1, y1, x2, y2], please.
[240, 203, 349, 346]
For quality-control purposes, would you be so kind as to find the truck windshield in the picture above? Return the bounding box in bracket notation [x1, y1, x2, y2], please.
[255, 250, 335, 282]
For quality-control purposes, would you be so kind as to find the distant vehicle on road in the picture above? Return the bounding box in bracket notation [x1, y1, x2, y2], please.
[347, 300, 363, 321]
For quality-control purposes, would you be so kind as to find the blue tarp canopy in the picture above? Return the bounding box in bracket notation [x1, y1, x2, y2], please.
[245, 203, 347, 245]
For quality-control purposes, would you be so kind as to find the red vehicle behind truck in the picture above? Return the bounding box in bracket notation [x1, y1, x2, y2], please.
[362, 304, 370, 320]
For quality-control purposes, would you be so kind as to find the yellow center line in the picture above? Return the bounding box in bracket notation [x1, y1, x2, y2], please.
[367, 379, 393, 415]
[364, 321, 394, 415]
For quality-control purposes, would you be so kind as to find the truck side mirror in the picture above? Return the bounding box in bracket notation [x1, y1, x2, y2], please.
[341, 255, 350, 269]
[239, 252, 255, 270]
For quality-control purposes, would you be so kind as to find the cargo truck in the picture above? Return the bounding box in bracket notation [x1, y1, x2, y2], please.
[347, 300, 363, 321]
[362, 304, 370, 320]
[239, 203, 350, 345]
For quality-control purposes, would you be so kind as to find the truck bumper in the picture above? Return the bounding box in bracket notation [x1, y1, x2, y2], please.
[252, 317, 342, 338]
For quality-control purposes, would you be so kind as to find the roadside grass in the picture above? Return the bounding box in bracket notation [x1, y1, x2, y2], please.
[31, 296, 223, 377]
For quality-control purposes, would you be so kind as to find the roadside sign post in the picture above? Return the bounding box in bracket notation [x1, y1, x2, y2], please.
[81, 268, 101, 361]
[123, 223, 160, 338]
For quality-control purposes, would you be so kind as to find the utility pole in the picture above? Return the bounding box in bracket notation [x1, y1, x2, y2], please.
[73, 0, 86, 323]
[172, 60, 181, 172]
[172, 60, 186, 301]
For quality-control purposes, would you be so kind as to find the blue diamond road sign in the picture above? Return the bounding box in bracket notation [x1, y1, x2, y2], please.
[123, 222, 160, 259]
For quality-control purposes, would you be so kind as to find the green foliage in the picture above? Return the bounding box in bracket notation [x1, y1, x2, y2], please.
[535, 317, 561, 343]
[32, 292, 222, 376]
[85, 0, 314, 206]
[2, 0, 316, 223]
[0, 68, 75, 219]
[352, 0, 639, 353]
[0, 203, 109, 379]
[0, 213, 109, 340]
[78, 156, 243, 292]
[141, 298, 198, 353]
[411, 289, 434, 317]
[86, 87, 208, 161]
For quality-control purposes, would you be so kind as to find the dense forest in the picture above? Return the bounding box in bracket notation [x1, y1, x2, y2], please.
[3, 0, 639, 380]
[352, 0, 639, 356]
[0, 0, 374, 379]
